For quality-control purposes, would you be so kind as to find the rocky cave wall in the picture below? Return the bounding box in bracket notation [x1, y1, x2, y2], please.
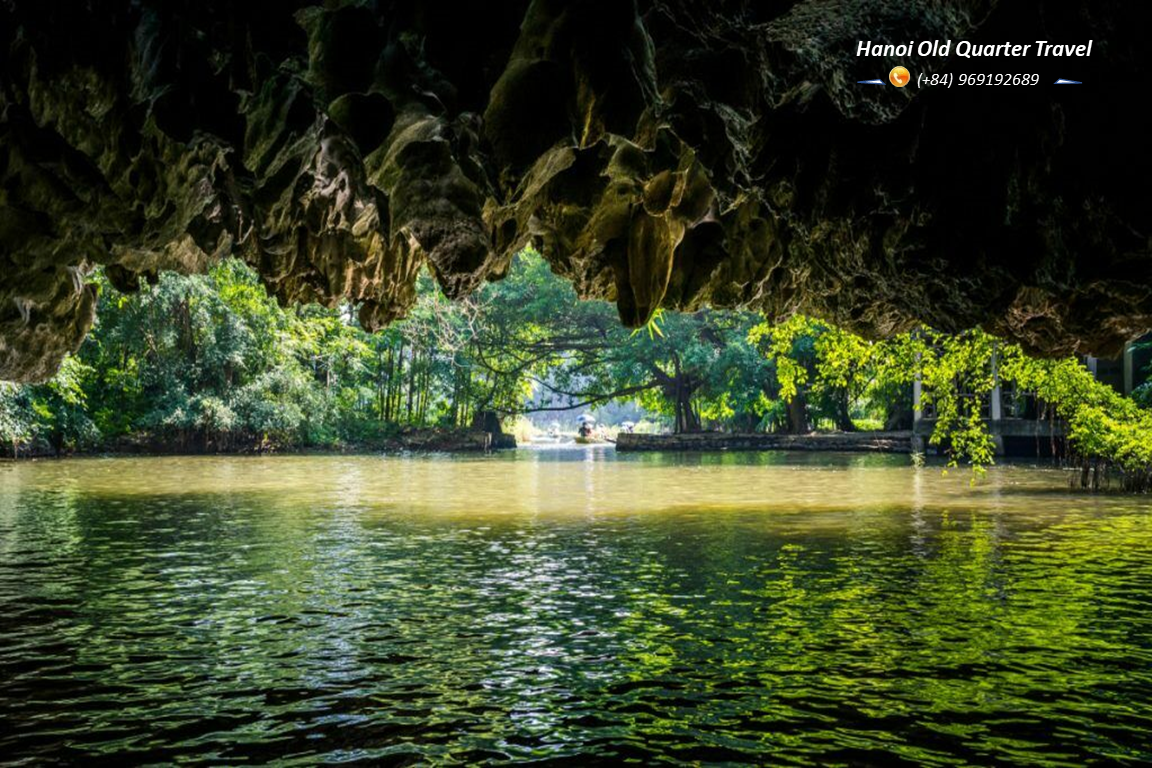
[1, 0, 1149, 381]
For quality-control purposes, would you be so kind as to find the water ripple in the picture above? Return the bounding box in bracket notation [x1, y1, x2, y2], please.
[1, 454, 1150, 764]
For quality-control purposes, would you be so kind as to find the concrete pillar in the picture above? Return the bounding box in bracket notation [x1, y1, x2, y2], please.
[990, 347, 1004, 456]
[911, 346, 926, 454]
[913, 349, 923, 425]
[990, 348, 1002, 423]
[1124, 343, 1135, 397]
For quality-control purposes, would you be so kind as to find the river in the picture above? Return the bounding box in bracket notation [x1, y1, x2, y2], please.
[2, 449, 1150, 764]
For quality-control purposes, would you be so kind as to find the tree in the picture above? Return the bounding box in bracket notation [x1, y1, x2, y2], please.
[452, 251, 774, 433]
[0, 382, 36, 457]
[749, 315, 917, 434]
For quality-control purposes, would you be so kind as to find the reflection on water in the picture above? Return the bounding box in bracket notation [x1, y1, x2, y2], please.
[1, 450, 1150, 764]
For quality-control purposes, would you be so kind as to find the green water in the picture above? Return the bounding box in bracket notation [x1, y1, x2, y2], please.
[1, 449, 1150, 764]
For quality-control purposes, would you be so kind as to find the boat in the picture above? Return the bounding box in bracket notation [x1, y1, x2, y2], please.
[575, 413, 599, 443]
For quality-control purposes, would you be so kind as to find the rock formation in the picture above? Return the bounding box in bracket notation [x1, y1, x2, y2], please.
[2, 0, 1149, 381]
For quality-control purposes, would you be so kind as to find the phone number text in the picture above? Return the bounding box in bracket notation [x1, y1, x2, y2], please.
[916, 73, 1041, 87]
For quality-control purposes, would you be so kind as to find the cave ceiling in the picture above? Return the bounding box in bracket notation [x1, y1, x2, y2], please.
[1, 0, 1149, 381]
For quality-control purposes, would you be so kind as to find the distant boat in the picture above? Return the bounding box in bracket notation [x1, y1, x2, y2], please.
[576, 413, 599, 443]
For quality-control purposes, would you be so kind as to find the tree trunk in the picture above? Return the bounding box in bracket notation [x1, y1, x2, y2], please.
[672, 353, 686, 433]
[377, 349, 386, 420]
[834, 389, 856, 432]
[392, 340, 405, 421]
[405, 348, 416, 421]
[681, 393, 702, 432]
[449, 367, 460, 426]
[884, 384, 914, 431]
[387, 345, 394, 420]
[786, 391, 810, 434]
[417, 358, 430, 424]
[460, 367, 471, 427]
[669, 371, 702, 434]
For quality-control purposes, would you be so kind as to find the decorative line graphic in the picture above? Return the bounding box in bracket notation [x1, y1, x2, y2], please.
[857, 79, 884, 84]
[1054, 78, 1082, 84]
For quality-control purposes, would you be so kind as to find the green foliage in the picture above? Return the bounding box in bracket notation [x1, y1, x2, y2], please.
[913, 330, 998, 472]
[0, 382, 36, 454]
[911, 330, 1152, 488]
[4, 250, 1148, 491]
[454, 250, 774, 434]
[750, 318, 1152, 487]
[1, 356, 100, 454]
[1135, 382, 1152, 410]
[1000, 350, 1152, 490]
[749, 315, 812, 402]
[749, 315, 915, 433]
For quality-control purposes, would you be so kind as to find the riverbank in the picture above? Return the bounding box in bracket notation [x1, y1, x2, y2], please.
[616, 431, 913, 453]
[3, 427, 516, 459]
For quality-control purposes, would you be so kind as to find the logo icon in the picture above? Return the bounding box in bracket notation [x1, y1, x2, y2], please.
[889, 66, 910, 87]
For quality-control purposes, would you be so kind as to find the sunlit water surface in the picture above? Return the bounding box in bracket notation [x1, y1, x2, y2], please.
[2, 449, 1151, 765]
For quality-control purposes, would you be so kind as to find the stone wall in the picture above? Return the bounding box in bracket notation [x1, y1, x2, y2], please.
[616, 432, 912, 453]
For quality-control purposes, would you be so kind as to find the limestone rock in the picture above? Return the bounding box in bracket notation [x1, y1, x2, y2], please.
[1, 0, 1149, 381]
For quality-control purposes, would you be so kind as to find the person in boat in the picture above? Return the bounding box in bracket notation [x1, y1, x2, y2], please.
[577, 421, 593, 439]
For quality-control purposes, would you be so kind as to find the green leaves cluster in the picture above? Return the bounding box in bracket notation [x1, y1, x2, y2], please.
[1000, 351, 1152, 488]
[916, 331, 1152, 486]
[752, 316, 1151, 487]
[749, 315, 917, 433]
[468, 253, 774, 433]
[913, 330, 999, 472]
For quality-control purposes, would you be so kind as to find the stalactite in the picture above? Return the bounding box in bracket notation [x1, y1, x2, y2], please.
[1, 0, 1148, 382]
